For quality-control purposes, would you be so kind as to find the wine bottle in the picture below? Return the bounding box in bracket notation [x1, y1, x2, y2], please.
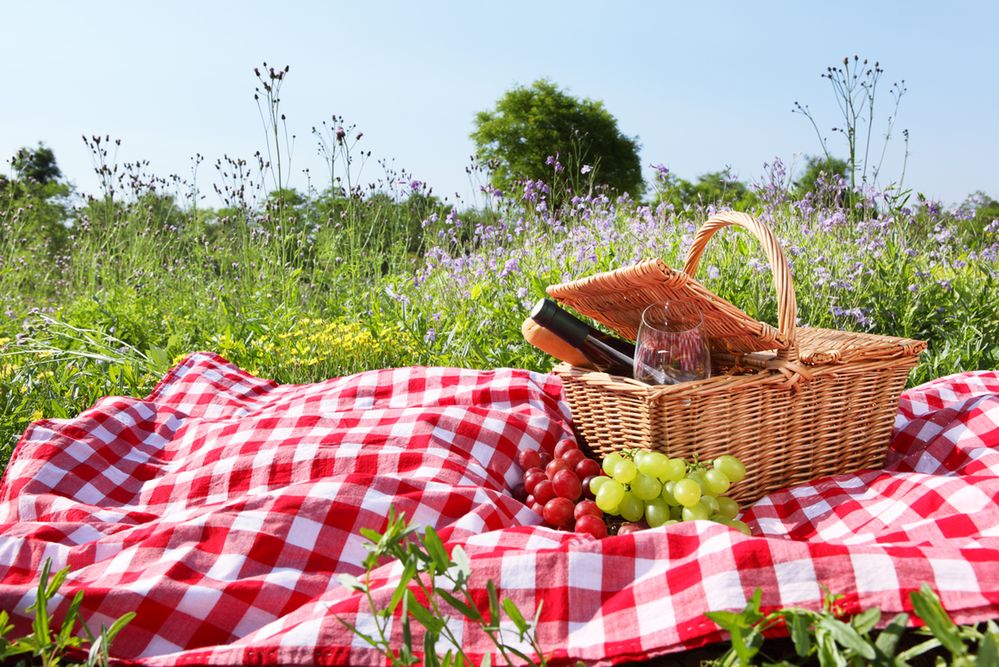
[530, 298, 635, 377]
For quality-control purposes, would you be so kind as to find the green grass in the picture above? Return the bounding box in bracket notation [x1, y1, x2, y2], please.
[2, 155, 998, 464]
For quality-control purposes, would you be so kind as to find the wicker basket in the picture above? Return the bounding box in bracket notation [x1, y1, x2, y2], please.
[546, 211, 926, 503]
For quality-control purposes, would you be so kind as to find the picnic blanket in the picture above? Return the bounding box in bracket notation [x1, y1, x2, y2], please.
[0, 353, 997, 666]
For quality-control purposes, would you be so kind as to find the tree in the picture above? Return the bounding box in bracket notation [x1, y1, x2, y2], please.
[471, 79, 643, 198]
[793, 155, 849, 196]
[654, 168, 757, 211]
[2, 144, 70, 257]
[11, 144, 62, 185]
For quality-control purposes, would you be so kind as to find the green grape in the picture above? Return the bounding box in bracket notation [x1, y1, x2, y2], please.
[661, 481, 681, 506]
[595, 480, 625, 513]
[602, 452, 625, 476]
[669, 505, 683, 521]
[618, 491, 644, 522]
[701, 494, 720, 516]
[637, 451, 669, 479]
[672, 478, 702, 508]
[644, 498, 670, 528]
[612, 459, 638, 484]
[686, 469, 708, 492]
[663, 519, 680, 525]
[681, 501, 711, 521]
[663, 458, 686, 482]
[729, 519, 752, 535]
[633, 450, 655, 472]
[716, 496, 740, 520]
[630, 473, 662, 500]
[589, 476, 610, 496]
[714, 455, 746, 483]
[703, 469, 731, 495]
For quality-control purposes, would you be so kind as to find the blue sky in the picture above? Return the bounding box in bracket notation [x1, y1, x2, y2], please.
[2, 1, 997, 206]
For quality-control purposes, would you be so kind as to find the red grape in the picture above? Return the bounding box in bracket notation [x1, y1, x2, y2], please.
[534, 480, 555, 505]
[575, 458, 601, 479]
[554, 439, 578, 458]
[580, 475, 598, 499]
[517, 449, 542, 470]
[530, 501, 544, 515]
[617, 521, 648, 535]
[545, 459, 570, 479]
[542, 497, 575, 529]
[561, 448, 587, 469]
[524, 469, 546, 495]
[551, 469, 582, 500]
[538, 451, 553, 468]
[526, 493, 536, 507]
[574, 499, 602, 520]
[575, 514, 607, 538]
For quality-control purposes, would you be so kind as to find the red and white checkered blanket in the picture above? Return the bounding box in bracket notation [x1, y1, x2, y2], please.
[1, 353, 998, 665]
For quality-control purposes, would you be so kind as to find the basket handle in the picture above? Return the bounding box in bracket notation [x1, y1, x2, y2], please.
[681, 211, 799, 360]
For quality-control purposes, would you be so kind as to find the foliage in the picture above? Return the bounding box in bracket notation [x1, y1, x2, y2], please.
[1, 145, 72, 258]
[471, 79, 643, 199]
[337, 509, 549, 666]
[793, 155, 850, 198]
[0, 559, 135, 667]
[705, 583, 999, 666]
[652, 166, 759, 211]
[11, 144, 62, 186]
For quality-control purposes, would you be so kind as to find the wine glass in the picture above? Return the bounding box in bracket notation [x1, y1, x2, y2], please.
[633, 303, 712, 384]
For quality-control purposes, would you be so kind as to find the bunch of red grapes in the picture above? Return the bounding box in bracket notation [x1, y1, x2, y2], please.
[514, 439, 607, 538]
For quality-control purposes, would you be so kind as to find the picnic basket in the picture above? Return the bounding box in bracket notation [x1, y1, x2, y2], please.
[545, 211, 927, 503]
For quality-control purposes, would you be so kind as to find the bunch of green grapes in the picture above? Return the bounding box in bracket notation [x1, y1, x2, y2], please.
[589, 450, 752, 535]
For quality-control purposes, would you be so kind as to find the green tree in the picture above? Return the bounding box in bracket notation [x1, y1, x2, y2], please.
[654, 168, 757, 211]
[11, 144, 62, 185]
[471, 79, 643, 198]
[1, 144, 71, 257]
[793, 155, 849, 196]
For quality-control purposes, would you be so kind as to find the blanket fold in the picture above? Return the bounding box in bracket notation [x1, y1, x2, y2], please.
[1, 353, 997, 665]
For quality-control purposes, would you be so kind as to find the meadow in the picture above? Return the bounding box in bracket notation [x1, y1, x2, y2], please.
[1, 122, 998, 467]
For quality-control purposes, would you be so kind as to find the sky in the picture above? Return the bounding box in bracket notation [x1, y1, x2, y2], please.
[2, 1, 997, 207]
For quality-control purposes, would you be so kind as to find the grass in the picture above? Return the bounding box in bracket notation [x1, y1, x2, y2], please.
[2, 149, 997, 463]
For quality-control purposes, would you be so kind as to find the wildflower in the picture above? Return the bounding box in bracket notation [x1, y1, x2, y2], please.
[707, 266, 720, 280]
[335, 126, 346, 143]
[424, 329, 436, 344]
[499, 258, 520, 277]
[581, 165, 592, 174]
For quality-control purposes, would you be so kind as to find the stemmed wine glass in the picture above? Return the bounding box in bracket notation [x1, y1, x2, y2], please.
[633, 303, 712, 384]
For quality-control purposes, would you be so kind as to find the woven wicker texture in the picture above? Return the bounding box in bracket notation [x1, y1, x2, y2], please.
[546, 211, 927, 502]
[547, 212, 795, 356]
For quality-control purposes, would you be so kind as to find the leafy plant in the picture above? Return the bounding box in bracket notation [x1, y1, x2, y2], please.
[337, 508, 549, 666]
[471, 78, 643, 198]
[706, 584, 999, 666]
[0, 558, 135, 667]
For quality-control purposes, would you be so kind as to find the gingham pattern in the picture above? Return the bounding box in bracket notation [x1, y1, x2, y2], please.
[1, 355, 997, 666]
